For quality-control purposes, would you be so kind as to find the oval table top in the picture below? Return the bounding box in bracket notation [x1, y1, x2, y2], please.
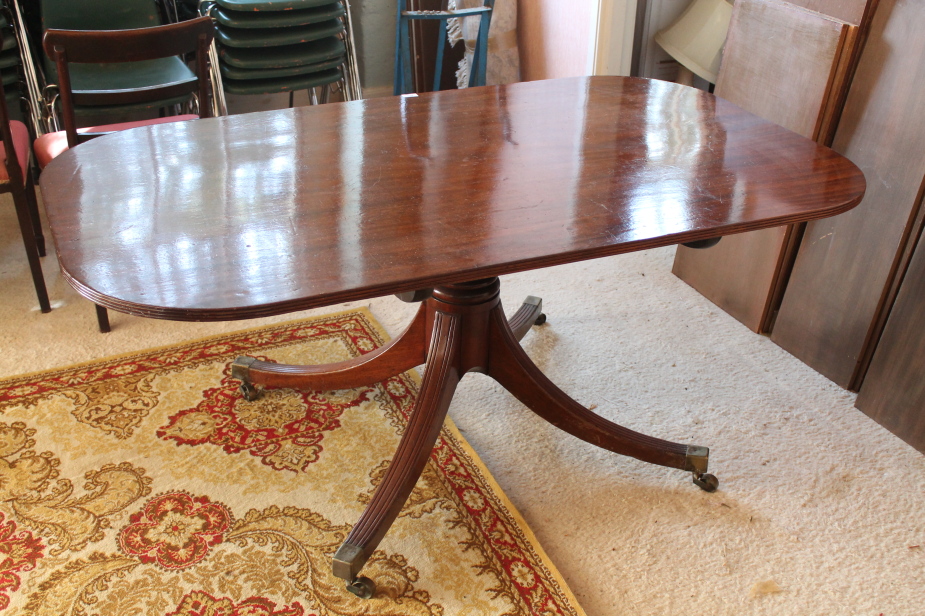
[39, 76, 866, 321]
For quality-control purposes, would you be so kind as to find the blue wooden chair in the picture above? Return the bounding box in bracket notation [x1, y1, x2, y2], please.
[394, 0, 494, 95]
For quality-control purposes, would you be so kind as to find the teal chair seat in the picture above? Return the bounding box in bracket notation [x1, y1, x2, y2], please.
[221, 66, 341, 94]
[215, 0, 340, 11]
[219, 36, 345, 69]
[69, 58, 196, 93]
[43, 56, 197, 114]
[214, 3, 344, 29]
[2, 70, 19, 87]
[216, 18, 343, 48]
[219, 54, 345, 80]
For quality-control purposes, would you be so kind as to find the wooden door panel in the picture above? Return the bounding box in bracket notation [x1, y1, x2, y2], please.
[855, 209, 925, 453]
[772, 0, 925, 388]
[784, 0, 869, 25]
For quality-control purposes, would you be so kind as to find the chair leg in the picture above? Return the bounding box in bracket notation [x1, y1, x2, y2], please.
[24, 167, 45, 256]
[11, 187, 51, 313]
[96, 304, 111, 333]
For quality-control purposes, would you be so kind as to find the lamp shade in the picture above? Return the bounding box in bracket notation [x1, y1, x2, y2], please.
[655, 0, 733, 83]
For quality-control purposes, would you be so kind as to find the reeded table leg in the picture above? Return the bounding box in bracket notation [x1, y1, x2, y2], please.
[230, 277, 716, 598]
[487, 306, 712, 478]
[333, 310, 462, 597]
[232, 304, 429, 399]
[507, 295, 546, 341]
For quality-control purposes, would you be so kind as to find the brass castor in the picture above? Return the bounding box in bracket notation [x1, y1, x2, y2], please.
[346, 576, 376, 599]
[239, 381, 261, 401]
[693, 472, 719, 492]
[534, 313, 547, 326]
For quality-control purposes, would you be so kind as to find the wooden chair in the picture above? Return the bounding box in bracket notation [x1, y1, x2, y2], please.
[672, 0, 858, 333]
[0, 30, 50, 314]
[33, 15, 215, 332]
[39, 0, 203, 128]
[394, 0, 494, 95]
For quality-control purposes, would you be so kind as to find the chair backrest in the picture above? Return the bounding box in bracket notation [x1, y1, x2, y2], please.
[395, 0, 495, 95]
[0, 31, 25, 190]
[43, 16, 215, 148]
[41, 0, 163, 31]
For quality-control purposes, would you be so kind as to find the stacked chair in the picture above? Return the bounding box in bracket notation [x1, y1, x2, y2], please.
[0, 27, 49, 315]
[1, 0, 40, 131]
[39, 0, 206, 130]
[202, 0, 361, 105]
[0, 9, 21, 116]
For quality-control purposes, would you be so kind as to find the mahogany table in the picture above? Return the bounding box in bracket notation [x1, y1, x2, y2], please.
[39, 76, 865, 598]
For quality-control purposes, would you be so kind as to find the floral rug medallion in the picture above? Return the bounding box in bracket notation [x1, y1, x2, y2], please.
[0, 309, 586, 615]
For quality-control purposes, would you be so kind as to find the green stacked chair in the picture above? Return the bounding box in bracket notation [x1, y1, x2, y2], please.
[0, 5, 33, 127]
[40, 0, 203, 128]
[203, 0, 361, 103]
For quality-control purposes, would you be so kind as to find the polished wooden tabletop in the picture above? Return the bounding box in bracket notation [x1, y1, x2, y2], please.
[40, 76, 865, 321]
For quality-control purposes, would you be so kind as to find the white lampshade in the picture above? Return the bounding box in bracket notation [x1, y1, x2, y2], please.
[655, 0, 733, 83]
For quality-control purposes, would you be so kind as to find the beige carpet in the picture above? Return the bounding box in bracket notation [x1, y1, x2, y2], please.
[2, 193, 923, 615]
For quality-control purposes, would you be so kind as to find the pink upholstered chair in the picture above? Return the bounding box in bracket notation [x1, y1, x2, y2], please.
[1, 32, 51, 315]
[33, 16, 215, 332]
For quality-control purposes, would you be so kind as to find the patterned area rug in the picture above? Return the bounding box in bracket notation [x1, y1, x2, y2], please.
[0, 308, 585, 615]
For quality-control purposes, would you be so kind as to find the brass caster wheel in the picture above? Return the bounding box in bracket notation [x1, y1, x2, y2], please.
[239, 381, 261, 401]
[346, 576, 376, 599]
[534, 313, 547, 326]
[693, 472, 719, 492]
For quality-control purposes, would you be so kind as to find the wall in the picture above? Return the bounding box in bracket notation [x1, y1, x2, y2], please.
[351, 0, 397, 97]
[517, 0, 597, 80]
[518, 0, 637, 81]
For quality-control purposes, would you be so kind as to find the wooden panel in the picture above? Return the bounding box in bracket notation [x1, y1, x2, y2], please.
[855, 204, 925, 453]
[772, 0, 925, 388]
[784, 0, 869, 25]
[517, 0, 594, 81]
[672, 0, 852, 332]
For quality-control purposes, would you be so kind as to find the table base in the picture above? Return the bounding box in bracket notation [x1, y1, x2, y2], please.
[230, 277, 716, 597]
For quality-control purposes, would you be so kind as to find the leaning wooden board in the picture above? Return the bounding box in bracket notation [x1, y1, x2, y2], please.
[855, 203, 925, 454]
[673, 0, 855, 332]
[785, 0, 871, 25]
[772, 0, 925, 390]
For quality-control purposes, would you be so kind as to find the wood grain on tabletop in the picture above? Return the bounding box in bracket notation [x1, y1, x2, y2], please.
[39, 77, 865, 322]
